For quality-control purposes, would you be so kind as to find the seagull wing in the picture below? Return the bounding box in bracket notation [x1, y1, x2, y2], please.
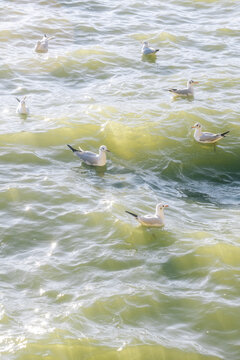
[199, 132, 221, 142]
[142, 47, 155, 55]
[171, 88, 190, 95]
[77, 151, 99, 165]
[138, 215, 163, 227]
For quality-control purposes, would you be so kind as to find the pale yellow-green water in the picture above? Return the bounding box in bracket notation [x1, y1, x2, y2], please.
[0, 1, 239, 359]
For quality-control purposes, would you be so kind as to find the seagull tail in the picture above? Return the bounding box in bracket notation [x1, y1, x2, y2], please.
[221, 131, 230, 137]
[125, 211, 138, 218]
[67, 144, 78, 152]
[155, 49, 159, 53]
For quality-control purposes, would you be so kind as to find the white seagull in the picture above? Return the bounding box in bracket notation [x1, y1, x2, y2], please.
[34, 34, 54, 53]
[168, 80, 199, 97]
[141, 41, 159, 55]
[16, 96, 29, 115]
[67, 144, 110, 166]
[126, 203, 168, 227]
[191, 123, 230, 144]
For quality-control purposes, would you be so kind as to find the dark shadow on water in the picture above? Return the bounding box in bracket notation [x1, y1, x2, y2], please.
[195, 142, 218, 152]
[72, 163, 107, 178]
[171, 95, 194, 103]
[126, 226, 176, 249]
[112, 181, 131, 189]
[141, 54, 157, 63]
[19, 113, 28, 121]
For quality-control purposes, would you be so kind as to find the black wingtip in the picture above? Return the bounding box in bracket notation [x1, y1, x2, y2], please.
[221, 131, 230, 137]
[67, 144, 77, 152]
[155, 49, 159, 53]
[125, 210, 138, 218]
[16, 97, 20, 102]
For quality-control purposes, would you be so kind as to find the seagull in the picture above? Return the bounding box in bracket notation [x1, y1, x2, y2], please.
[126, 203, 168, 227]
[191, 123, 230, 143]
[141, 41, 159, 55]
[168, 80, 199, 97]
[16, 96, 29, 115]
[67, 144, 110, 166]
[34, 34, 54, 53]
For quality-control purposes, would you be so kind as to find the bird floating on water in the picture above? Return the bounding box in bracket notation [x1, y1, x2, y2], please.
[16, 96, 29, 115]
[126, 203, 168, 227]
[67, 144, 110, 166]
[191, 123, 230, 144]
[34, 34, 54, 53]
[168, 80, 199, 97]
[141, 41, 159, 55]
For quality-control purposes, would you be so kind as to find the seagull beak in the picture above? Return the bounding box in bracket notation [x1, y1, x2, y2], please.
[191, 125, 196, 128]
[106, 149, 110, 152]
[164, 204, 169, 208]
[193, 81, 199, 84]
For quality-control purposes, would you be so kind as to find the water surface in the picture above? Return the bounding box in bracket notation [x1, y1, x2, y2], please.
[0, 0, 240, 359]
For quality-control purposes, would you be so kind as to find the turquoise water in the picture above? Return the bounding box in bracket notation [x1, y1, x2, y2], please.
[0, 0, 240, 359]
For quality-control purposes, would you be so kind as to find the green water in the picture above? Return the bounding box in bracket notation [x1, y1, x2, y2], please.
[0, 0, 239, 359]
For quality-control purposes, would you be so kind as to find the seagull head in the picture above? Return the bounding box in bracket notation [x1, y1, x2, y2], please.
[42, 34, 54, 41]
[16, 96, 27, 105]
[22, 96, 27, 104]
[188, 79, 199, 87]
[156, 203, 168, 217]
[156, 203, 168, 211]
[191, 122, 202, 129]
[99, 145, 110, 153]
[143, 41, 149, 46]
